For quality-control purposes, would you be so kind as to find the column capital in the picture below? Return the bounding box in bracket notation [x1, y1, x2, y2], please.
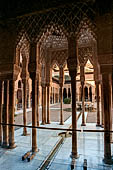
[81, 81, 84, 86]
[67, 58, 77, 77]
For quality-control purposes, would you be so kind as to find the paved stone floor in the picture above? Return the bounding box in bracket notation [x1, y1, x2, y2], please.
[86, 111, 97, 123]
[0, 105, 113, 170]
[14, 103, 72, 130]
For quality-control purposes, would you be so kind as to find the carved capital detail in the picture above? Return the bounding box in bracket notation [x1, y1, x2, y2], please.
[67, 58, 77, 77]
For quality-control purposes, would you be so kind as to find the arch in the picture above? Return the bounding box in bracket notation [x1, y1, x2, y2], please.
[84, 58, 94, 69]
[76, 17, 97, 41]
[16, 30, 30, 49]
[37, 23, 68, 44]
[51, 60, 60, 69]
[16, 33, 30, 67]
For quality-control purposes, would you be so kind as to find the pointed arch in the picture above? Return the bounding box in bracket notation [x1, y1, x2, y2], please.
[76, 17, 97, 42]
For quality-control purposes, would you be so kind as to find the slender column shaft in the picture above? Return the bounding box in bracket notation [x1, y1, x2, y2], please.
[32, 78, 37, 152]
[37, 81, 39, 126]
[43, 86, 46, 123]
[101, 83, 104, 126]
[71, 76, 78, 158]
[47, 86, 50, 124]
[96, 82, 100, 126]
[23, 79, 27, 135]
[0, 81, 3, 146]
[53, 87, 54, 104]
[102, 74, 112, 164]
[41, 86, 45, 124]
[60, 85, 63, 125]
[3, 81, 9, 147]
[81, 82, 85, 126]
[9, 80, 16, 148]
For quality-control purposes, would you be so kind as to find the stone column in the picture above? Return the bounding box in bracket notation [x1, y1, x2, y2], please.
[32, 78, 37, 152]
[101, 83, 104, 127]
[28, 42, 38, 153]
[80, 65, 86, 126]
[67, 36, 78, 158]
[69, 70, 78, 158]
[2, 80, 9, 148]
[47, 85, 50, 124]
[59, 85, 63, 125]
[95, 81, 101, 126]
[41, 85, 46, 124]
[9, 80, 16, 148]
[41, 85, 45, 124]
[22, 79, 27, 135]
[81, 81, 86, 126]
[28, 87, 31, 108]
[102, 73, 112, 164]
[53, 87, 54, 104]
[0, 81, 3, 146]
[37, 80, 39, 126]
[43, 85, 46, 123]
[59, 66, 64, 125]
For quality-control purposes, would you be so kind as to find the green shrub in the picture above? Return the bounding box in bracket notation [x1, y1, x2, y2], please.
[64, 98, 71, 104]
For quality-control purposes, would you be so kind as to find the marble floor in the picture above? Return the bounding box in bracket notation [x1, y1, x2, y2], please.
[0, 111, 113, 170]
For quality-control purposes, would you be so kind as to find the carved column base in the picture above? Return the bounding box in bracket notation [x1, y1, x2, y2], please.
[59, 122, 64, 125]
[8, 143, 16, 149]
[101, 125, 104, 128]
[81, 123, 86, 126]
[103, 157, 113, 165]
[96, 124, 101, 127]
[41, 122, 45, 125]
[70, 152, 79, 159]
[46, 121, 50, 124]
[22, 131, 30, 136]
[2, 142, 9, 148]
[32, 147, 38, 153]
[37, 122, 39, 127]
